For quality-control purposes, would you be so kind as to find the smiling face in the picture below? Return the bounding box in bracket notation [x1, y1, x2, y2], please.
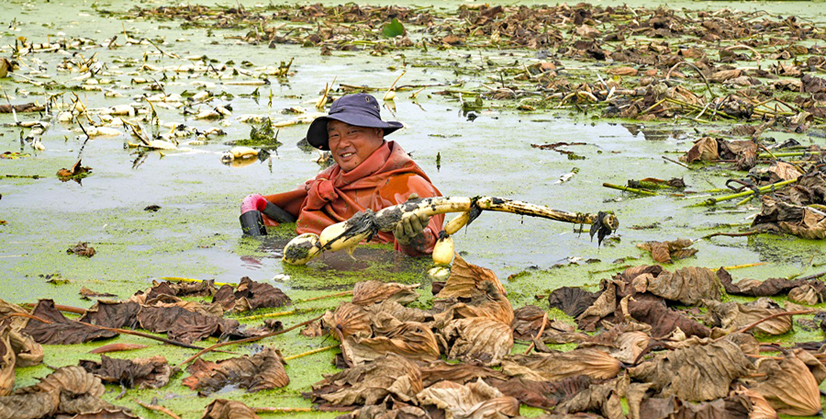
[327, 120, 384, 173]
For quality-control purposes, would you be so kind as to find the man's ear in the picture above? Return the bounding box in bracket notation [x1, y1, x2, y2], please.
[374, 128, 384, 138]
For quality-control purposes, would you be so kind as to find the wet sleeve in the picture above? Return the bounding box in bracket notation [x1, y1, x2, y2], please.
[261, 185, 308, 227]
[389, 175, 445, 256]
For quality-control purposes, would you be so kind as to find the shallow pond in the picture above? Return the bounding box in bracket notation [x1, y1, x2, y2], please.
[2, 0, 826, 417]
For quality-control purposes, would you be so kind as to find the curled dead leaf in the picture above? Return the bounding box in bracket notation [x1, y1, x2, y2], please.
[322, 302, 372, 340]
[628, 339, 752, 401]
[311, 353, 422, 407]
[417, 379, 520, 419]
[183, 346, 288, 394]
[343, 321, 440, 365]
[748, 352, 822, 416]
[79, 355, 171, 389]
[202, 399, 261, 419]
[705, 298, 793, 336]
[501, 348, 622, 382]
[352, 280, 420, 306]
[442, 317, 513, 363]
[0, 326, 13, 397]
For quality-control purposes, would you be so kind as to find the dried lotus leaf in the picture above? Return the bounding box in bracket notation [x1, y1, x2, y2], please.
[416, 379, 520, 419]
[433, 280, 514, 328]
[733, 386, 778, 419]
[365, 300, 431, 325]
[0, 299, 30, 331]
[751, 354, 822, 416]
[628, 339, 752, 402]
[420, 360, 509, 388]
[202, 399, 261, 419]
[9, 329, 43, 367]
[182, 347, 288, 394]
[322, 302, 372, 340]
[788, 284, 821, 305]
[0, 327, 13, 397]
[793, 348, 826, 385]
[436, 254, 507, 299]
[555, 377, 625, 419]
[311, 354, 422, 407]
[706, 299, 793, 336]
[79, 355, 171, 389]
[501, 348, 622, 382]
[644, 266, 720, 305]
[685, 136, 719, 163]
[352, 280, 420, 306]
[343, 321, 440, 365]
[442, 317, 513, 363]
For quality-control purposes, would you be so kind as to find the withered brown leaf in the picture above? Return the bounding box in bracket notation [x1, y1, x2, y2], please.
[628, 339, 752, 402]
[441, 317, 513, 363]
[213, 276, 291, 312]
[501, 349, 622, 382]
[182, 346, 288, 395]
[343, 321, 440, 365]
[202, 399, 261, 419]
[79, 355, 171, 389]
[351, 280, 420, 306]
[311, 354, 422, 407]
[417, 379, 520, 419]
[22, 300, 118, 345]
[748, 352, 822, 416]
[0, 326, 13, 397]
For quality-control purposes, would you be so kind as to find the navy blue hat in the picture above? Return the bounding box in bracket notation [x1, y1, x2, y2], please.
[306, 93, 404, 150]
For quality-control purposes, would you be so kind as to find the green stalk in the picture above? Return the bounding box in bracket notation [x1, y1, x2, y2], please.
[757, 151, 822, 158]
[603, 183, 658, 196]
[691, 178, 798, 207]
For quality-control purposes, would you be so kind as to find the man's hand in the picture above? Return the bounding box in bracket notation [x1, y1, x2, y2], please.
[394, 211, 431, 246]
[241, 193, 267, 213]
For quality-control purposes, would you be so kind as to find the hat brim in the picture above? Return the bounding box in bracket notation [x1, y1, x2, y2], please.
[306, 114, 403, 150]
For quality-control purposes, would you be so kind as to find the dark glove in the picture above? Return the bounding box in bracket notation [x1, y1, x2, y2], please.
[394, 211, 431, 246]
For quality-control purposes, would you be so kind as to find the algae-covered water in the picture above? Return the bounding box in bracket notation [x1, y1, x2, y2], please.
[2, 0, 826, 417]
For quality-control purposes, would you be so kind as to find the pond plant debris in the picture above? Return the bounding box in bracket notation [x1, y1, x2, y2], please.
[2, 0, 826, 418]
[3, 258, 826, 417]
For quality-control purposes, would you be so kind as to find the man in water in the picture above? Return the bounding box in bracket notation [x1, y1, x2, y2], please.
[240, 93, 444, 256]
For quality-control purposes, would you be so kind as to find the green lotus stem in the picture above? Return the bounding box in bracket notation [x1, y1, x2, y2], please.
[691, 178, 798, 207]
[757, 151, 821, 158]
[603, 183, 658, 196]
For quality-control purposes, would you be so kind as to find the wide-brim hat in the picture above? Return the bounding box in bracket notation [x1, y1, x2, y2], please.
[306, 93, 404, 150]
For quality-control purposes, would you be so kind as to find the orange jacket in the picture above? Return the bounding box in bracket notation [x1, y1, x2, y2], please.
[263, 141, 444, 256]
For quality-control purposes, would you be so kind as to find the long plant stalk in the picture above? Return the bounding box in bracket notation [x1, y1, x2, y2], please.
[692, 178, 798, 207]
[176, 313, 324, 368]
[603, 183, 658, 196]
[283, 344, 339, 361]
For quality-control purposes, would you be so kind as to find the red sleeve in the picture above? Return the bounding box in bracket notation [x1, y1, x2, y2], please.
[261, 186, 308, 227]
[386, 175, 445, 256]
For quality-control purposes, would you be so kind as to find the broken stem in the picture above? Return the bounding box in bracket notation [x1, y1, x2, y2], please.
[603, 183, 658, 196]
[237, 306, 330, 321]
[292, 290, 353, 304]
[283, 344, 339, 361]
[700, 231, 760, 240]
[662, 155, 691, 169]
[524, 312, 548, 355]
[134, 399, 182, 419]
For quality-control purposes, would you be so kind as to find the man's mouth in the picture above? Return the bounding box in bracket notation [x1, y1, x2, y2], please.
[340, 152, 355, 159]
